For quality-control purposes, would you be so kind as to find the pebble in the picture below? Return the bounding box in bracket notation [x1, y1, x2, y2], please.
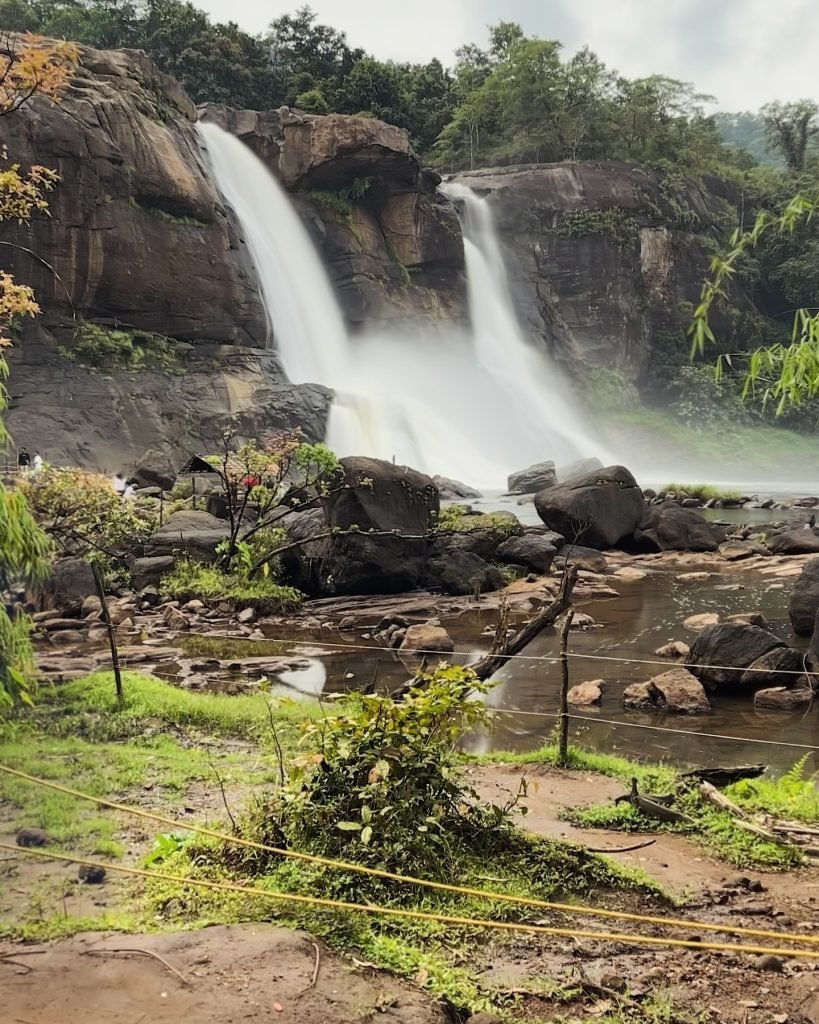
[16, 827, 50, 847]
[78, 863, 106, 884]
[755, 954, 784, 972]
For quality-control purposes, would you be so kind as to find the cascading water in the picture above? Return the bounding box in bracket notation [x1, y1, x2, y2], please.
[198, 121, 607, 487]
[197, 121, 349, 384]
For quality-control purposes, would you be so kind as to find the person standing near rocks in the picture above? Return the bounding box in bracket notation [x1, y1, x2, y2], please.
[32, 451, 43, 473]
[17, 448, 30, 473]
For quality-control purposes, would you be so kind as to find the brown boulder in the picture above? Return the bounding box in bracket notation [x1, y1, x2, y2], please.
[624, 669, 710, 714]
[754, 687, 813, 711]
[567, 680, 605, 706]
[399, 624, 454, 656]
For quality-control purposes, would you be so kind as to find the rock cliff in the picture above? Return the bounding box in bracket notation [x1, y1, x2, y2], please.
[200, 104, 466, 328]
[450, 163, 747, 390]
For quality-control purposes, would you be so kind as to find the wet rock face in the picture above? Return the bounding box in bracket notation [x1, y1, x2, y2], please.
[633, 502, 721, 553]
[789, 558, 819, 635]
[200, 104, 467, 330]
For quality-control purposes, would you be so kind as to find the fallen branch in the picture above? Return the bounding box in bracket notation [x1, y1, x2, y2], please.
[472, 565, 578, 681]
[584, 839, 657, 854]
[295, 941, 321, 999]
[81, 947, 189, 987]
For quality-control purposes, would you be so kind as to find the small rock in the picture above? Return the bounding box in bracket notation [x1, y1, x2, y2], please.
[719, 541, 756, 561]
[599, 972, 627, 992]
[754, 687, 813, 711]
[399, 623, 454, 655]
[567, 680, 605, 706]
[614, 566, 647, 581]
[183, 599, 206, 612]
[139, 585, 160, 605]
[163, 605, 189, 631]
[237, 607, 256, 624]
[338, 615, 357, 632]
[16, 827, 50, 847]
[117, 617, 135, 630]
[683, 612, 719, 631]
[466, 1015, 503, 1024]
[655, 640, 690, 658]
[50, 629, 86, 645]
[570, 612, 599, 630]
[728, 611, 770, 628]
[754, 954, 784, 972]
[78, 863, 106, 884]
[81, 595, 102, 618]
[679, 572, 711, 581]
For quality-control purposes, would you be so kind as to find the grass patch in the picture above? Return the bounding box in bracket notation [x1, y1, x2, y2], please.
[487, 741, 679, 793]
[160, 559, 303, 609]
[660, 482, 743, 501]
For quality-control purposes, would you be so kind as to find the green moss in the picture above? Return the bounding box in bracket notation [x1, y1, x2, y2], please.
[59, 320, 180, 373]
[660, 482, 743, 501]
[436, 504, 523, 542]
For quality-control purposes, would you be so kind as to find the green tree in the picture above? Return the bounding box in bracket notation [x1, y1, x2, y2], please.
[0, 33, 75, 707]
[761, 100, 819, 172]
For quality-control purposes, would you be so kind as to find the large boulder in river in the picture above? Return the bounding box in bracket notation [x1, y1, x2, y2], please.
[632, 502, 720, 552]
[496, 534, 557, 574]
[144, 510, 230, 561]
[131, 448, 176, 492]
[534, 465, 645, 550]
[741, 646, 807, 687]
[420, 536, 503, 595]
[769, 530, 819, 555]
[507, 461, 556, 495]
[686, 622, 786, 686]
[788, 558, 819, 635]
[320, 457, 438, 595]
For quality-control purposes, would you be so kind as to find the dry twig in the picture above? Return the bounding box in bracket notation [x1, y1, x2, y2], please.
[81, 946, 190, 987]
[295, 941, 321, 998]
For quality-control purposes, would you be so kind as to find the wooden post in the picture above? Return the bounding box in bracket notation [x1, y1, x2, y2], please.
[191, 475, 197, 511]
[558, 608, 575, 765]
[159, 490, 164, 527]
[92, 563, 124, 708]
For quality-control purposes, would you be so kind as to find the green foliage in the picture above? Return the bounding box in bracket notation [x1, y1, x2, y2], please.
[159, 558, 303, 608]
[437, 504, 523, 542]
[294, 87, 328, 114]
[548, 209, 640, 248]
[577, 367, 640, 414]
[61, 320, 179, 373]
[308, 177, 372, 220]
[726, 755, 819, 822]
[249, 667, 507, 874]
[761, 100, 819, 172]
[660, 482, 742, 501]
[21, 466, 156, 583]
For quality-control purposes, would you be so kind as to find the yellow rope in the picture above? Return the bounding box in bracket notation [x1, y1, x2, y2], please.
[2, 762, 817, 949]
[3, 841, 816, 961]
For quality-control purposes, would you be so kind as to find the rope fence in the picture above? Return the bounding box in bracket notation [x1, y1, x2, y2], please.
[3, 764, 819, 962]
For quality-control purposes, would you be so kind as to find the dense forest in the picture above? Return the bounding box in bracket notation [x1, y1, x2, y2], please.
[2, 0, 818, 175]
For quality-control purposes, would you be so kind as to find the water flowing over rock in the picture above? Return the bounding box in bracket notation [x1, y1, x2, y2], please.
[534, 465, 645, 550]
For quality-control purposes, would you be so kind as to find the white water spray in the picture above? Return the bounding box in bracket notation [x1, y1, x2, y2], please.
[199, 122, 606, 487]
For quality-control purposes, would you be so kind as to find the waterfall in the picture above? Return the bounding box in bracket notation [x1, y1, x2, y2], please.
[197, 121, 349, 384]
[198, 121, 606, 487]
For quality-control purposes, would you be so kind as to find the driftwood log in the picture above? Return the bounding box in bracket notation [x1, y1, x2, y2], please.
[682, 765, 766, 787]
[472, 565, 578, 681]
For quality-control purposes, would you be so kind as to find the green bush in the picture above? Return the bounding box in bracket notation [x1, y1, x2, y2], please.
[436, 505, 523, 542]
[60, 321, 179, 372]
[160, 558, 302, 608]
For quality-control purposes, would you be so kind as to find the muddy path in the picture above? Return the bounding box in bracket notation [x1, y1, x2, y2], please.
[1, 925, 446, 1024]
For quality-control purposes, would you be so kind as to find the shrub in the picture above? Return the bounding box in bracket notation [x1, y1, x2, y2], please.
[436, 505, 523, 542]
[224, 667, 520, 876]
[60, 321, 179, 372]
[160, 559, 302, 608]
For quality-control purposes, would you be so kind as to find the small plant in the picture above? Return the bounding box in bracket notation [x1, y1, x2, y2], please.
[660, 482, 742, 502]
[308, 177, 372, 220]
[60, 320, 179, 372]
[436, 505, 523, 542]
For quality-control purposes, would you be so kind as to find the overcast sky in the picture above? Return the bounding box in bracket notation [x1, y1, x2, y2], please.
[196, 0, 817, 111]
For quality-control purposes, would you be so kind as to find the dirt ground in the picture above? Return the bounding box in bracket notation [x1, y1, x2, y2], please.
[1, 925, 447, 1024]
[6, 761, 819, 1022]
